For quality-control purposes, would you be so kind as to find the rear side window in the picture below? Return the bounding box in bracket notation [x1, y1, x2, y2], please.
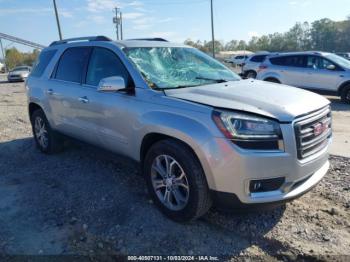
[270, 55, 306, 67]
[86, 47, 131, 87]
[31, 49, 57, 77]
[54, 47, 91, 83]
[250, 55, 267, 63]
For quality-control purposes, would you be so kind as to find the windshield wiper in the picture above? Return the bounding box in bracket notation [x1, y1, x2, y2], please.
[195, 76, 229, 83]
[156, 84, 201, 90]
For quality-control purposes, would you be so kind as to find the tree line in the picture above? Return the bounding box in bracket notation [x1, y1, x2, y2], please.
[3, 48, 39, 70]
[184, 17, 350, 53]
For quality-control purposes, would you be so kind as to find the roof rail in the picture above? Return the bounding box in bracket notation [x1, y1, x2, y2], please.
[126, 38, 168, 42]
[49, 36, 112, 46]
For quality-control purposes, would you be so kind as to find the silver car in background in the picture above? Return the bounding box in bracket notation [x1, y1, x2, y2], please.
[26, 37, 331, 222]
[257, 51, 350, 103]
[7, 66, 31, 82]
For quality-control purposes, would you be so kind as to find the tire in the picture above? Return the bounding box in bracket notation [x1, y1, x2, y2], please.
[246, 71, 257, 79]
[264, 77, 280, 84]
[30, 109, 64, 154]
[340, 85, 350, 103]
[143, 139, 212, 222]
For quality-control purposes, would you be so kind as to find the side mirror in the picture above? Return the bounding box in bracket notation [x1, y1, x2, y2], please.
[326, 64, 336, 70]
[97, 76, 126, 92]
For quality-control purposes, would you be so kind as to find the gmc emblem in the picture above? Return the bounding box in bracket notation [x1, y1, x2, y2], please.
[313, 122, 327, 136]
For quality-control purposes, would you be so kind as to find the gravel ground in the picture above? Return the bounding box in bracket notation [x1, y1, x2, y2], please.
[0, 79, 349, 260]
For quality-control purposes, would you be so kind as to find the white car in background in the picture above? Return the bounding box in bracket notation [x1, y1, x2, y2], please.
[226, 55, 249, 66]
[242, 53, 270, 78]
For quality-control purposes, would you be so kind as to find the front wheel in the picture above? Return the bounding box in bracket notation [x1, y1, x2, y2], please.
[341, 85, 350, 103]
[143, 139, 212, 222]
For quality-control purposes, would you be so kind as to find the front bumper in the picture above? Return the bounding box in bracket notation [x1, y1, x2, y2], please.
[7, 75, 26, 82]
[198, 122, 330, 205]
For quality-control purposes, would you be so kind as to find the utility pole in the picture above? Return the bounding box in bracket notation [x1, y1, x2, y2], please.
[0, 38, 8, 72]
[210, 0, 215, 58]
[120, 12, 123, 40]
[53, 0, 63, 40]
[114, 7, 120, 40]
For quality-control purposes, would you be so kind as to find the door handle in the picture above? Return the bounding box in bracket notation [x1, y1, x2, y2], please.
[78, 96, 89, 103]
[47, 89, 54, 95]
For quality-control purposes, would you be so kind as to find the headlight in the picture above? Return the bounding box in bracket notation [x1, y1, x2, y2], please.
[212, 110, 284, 151]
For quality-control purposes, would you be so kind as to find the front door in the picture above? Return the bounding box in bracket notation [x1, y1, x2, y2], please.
[302, 55, 343, 92]
[80, 46, 135, 155]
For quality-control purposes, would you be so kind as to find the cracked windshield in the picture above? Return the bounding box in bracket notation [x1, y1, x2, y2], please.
[124, 47, 240, 89]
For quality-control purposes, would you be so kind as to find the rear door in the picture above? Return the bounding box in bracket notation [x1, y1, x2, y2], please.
[269, 55, 307, 87]
[47, 46, 95, 141]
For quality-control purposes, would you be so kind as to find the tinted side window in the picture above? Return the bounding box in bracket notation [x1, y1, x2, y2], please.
[285, 55, 306, 67]
[270, 56, 286, 66]
[55, 47, 91, 83]
[251, 55, 267, 62]
[31, 50, 57, 77]
[86, 47, 130, 86]
[270, 55, 306, 67]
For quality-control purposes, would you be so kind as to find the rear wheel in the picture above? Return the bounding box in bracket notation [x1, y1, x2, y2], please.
[340, 85, 350, 103]
[143, 139, 212, 222]
[30, 109, 64, 154]
[246, 71, 257, 79]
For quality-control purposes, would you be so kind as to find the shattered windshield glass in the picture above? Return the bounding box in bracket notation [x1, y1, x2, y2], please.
[124, 47, 240, 89]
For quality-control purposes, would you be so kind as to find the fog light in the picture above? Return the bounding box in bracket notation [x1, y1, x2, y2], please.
[249, 177, 285, 193]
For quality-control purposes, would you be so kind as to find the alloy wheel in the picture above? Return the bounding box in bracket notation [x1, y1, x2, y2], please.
[34, 116, 48, 149]
[151, 154, 189, 211]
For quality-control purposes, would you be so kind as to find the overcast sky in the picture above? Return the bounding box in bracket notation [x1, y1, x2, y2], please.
[0, 0, 349, 52]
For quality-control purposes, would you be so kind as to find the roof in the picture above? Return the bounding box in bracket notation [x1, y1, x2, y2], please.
[48, 35, 188, 49]
[268, 51, 331, 57]
[115, 40, 188, 48]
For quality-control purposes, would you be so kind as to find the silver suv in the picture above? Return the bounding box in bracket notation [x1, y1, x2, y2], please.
[257, 51, 350, 103]
[27, 36, 332, 222]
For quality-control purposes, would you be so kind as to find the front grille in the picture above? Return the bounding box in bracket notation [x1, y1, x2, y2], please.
[294, 106, 332, 160]
[9, 74, 20, 78]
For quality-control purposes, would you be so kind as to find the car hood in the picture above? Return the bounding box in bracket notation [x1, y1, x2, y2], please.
[164, 79, 330, 122]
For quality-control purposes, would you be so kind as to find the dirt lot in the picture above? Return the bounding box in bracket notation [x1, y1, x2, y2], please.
[0, 77, 349, 259]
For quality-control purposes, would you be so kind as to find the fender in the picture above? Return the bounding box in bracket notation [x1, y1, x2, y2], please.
[130, 110, 221, 189]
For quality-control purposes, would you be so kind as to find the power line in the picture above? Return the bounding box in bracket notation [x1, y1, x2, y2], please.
[139, 0, 207, 5]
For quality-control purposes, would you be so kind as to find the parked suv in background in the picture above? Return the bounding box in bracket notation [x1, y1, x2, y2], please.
[27, 36, 331, 222]
[242, 53, 270, 78]
[257, 51, 350, 103]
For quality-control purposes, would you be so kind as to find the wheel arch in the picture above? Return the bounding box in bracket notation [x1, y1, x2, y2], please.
[139, 132, 216, 189]
[140, 133, 200, 168]
[264, 77, 281, 83]
[28, 102, 43, 119]
[337, 80, 350, 95]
